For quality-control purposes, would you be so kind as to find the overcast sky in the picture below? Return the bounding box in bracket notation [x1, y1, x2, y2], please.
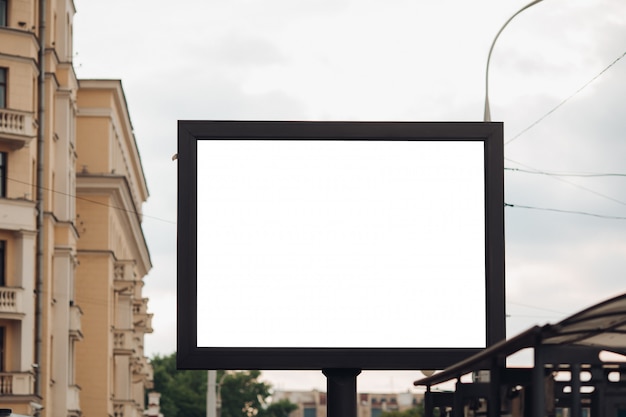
[73, 0, 626, 392]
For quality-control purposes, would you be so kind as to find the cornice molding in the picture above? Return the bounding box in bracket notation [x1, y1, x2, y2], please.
[77, 80, 150, 201]
[76, 174, 152, 274]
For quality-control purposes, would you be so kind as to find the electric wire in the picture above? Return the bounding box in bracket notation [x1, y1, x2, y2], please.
[501, 51, 626, 217]
[506, 314, 563, 319]
[506, 303, 566, 321]
[5, 175, 176, 225]
[8, 172, 626, 223]
[506, 157, 626, 207]
[505, 167, 626, 178]
[505, 50, 626, 146]
[505, 203, 626, 220]
[507, 301, 566, 315]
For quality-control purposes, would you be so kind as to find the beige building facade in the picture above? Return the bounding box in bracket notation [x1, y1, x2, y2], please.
[75, 79, 153, 417]
[0, 1, 153, 416]
[273, 390, 424, 417]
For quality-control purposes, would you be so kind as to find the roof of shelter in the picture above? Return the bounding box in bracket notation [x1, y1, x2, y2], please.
[414, 292, 626, 387]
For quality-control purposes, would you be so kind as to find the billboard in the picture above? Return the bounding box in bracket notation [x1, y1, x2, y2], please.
[177, 121, 505, 370]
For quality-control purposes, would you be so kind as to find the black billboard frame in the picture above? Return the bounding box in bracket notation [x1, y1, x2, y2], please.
[177, 120, 505, 371]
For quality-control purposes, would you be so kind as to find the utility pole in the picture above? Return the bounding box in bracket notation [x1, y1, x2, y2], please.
[207, 370, 217, 417]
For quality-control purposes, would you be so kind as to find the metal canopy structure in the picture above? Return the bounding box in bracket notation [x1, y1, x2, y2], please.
[542, 293, 626, 352]
[413, 293, 626, 417]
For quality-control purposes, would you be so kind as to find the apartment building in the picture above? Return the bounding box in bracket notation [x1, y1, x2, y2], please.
[75, 79, 153, 417]
[0, 1, 153, 416]
[273, 390, 424, 417]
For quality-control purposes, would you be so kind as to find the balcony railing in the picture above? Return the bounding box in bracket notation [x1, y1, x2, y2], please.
[114, 261, 136, 282]
[113, 400, 139, 417]
[0, 108, 36, 149]
[132, 298, 148, 315]
[67, 384, 81, 412]
[137, 313, 153, 333]
[0, 198, 36, 232]
[0, 28, 39, 59]
[114, 261, 137, 294]
[0, 372, 35, 395]
[113, 329, 135, 355]
[70, 304, 83, 339]
[0, 287, 25, 318]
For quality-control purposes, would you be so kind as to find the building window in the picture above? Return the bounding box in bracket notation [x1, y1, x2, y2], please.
[0, 152, 6, 197]
[0, 0, 7, 27]
[0, 240, 5, 286]
[0, 68, 6, 108]
[303, 408, 316, 417]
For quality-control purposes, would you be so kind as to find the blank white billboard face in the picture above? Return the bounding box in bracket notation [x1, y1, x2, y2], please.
[196, 139, 486, 349]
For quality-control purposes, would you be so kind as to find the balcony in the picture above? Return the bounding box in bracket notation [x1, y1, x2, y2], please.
[0, 287, 25, 319]
[133, 313, 153, 334]
[0, 198, 36, 231]
[0, 108, 36, 149]
[114, 261, 136, 294]
[113, 400, 140, 417]
[0, 28, 39, 59]
[133, 298, 153, 333]
[67, 384, 81, 414]
[113, 329, 135, 355]
[132, 356, 153, 386]
[0, 372, 34, 395]
[132, 298, 148, 316]
[69, 304, 83, 340]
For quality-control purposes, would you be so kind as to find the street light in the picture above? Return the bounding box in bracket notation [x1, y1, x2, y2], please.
[484, 0, 545, 121]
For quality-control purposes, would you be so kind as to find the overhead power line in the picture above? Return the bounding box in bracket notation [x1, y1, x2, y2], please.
[505, 50, 626, 145]
[507, 301, 566, 315]
[505, 167, 626, 178]
[505, 158, 626, 208]
[505, 203, 626, 220]
[6, 176, 176, 225]
[9, 174, 626, 223]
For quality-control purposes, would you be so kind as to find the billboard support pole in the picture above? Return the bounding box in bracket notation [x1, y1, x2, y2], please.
[323, 368, 361, 417]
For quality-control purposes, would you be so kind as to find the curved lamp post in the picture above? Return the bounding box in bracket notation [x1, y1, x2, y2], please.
[484, 0, 545, 121]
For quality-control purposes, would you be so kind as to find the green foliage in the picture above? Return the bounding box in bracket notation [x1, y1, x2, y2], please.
[149, 353, 297, 417]
[263, 399, 299, 417]
[219, 370, 270, 417]
[150, 353, 207, 417]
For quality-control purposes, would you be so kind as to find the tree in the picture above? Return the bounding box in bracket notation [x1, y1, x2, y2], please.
[263, 399, 298, 417]
[149, 354, 297, 417]
[219, 370, 270, 417]
[150, 353, 207, 417]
